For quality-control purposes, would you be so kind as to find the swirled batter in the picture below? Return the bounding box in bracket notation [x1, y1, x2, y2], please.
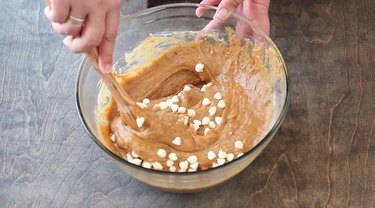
[98, 33, 274, 172]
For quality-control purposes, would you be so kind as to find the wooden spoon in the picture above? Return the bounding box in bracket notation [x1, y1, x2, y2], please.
[86, 49, 137, 128]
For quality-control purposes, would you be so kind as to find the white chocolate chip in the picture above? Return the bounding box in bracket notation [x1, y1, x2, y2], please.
[130, 158, 142, 166]
[171, 104, 179, 112]
[193, 120, 202, 126]
[190, 162, 199, 170]
[178, 107, 186, 114]
[209, 106, 217, 116]
[195, 63, 204, 72]
[136, 102, 146, 109]
[168, 153, 178, 161]
[178, 169, 186, 172]
[217, 100, 226, 108]
[214, 92, 222, 100]
[152, 104, 160, 110]
[234, 140, 244, 149]
[215, 117, 222, 125]
[183, 116, 189, 125]
[166, 99, 173, 107]
[209, 121, 216, 129]
[212, 162, 219, 168]
[183, 85, 191, 91]
[126, 153, 133, 161]
[157, 149, 167, 158]
[187, 109, 196, 117]
[171, 96, 179, 103]
[179, 161, 189, 170]
[202, 98, 211, 106]
[237, 153, 244, 158]
[110, 134, 116, 142]
[142, 161, 152, 169]
[204, 127, 210, 135]
[193, 124, 200, 132]
[152, 162, 163, 170]
[218, 150, 227, 159]
[143, 98, 150, 105]
[187, 155, 198, 163]
[217, 158, 225, 166]
[188, 168, 196, 172]
[202, 117, 210, 125]
[208, 151, 216, 160]
[136, 117, 145, 128]
[226, 153, 234, 162]
[169, 166, 177, 172]
[159, 101, 168, 110]
[201, 84, 208, 92]
[172, 137, 181, 146]
[166, 160, 174, 167]
[131, 151, 139, 158]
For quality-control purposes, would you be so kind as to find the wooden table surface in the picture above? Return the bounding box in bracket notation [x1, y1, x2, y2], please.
[1, 0, 374, 207]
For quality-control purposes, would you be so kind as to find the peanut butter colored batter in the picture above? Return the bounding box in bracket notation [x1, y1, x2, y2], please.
[97, 32, 274, 172]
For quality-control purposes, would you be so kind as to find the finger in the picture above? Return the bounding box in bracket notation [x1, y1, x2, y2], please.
[63, 12, 106, 53]
[44, 0, 70, 23]
[195, 19, 225, 41]
[196, 0, 221, 17]
[235, 4, 253, 38]
[235, 20, 253, 39]
[51, 7, 88, 36]
[51, 21, 82, 36]
[242, 0, 270, 35]
[203, 19, 226, 33]
[215, 0, 244, 21]
[98, 8, 120, 73]
[253, 15, 270, 35]
[251, 0, 270, 34]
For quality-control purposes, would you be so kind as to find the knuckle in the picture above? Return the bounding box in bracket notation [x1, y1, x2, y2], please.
[227, 0, 242, 7]
[92, 0, 106, 8]
[251, 0, 270, 15]
[86, 37, 102, 47]
[50, 13, 66, 23]
[104, 33, 117, 42]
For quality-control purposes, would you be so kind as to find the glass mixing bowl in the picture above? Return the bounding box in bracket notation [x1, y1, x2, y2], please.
[76, 3, 290, 192]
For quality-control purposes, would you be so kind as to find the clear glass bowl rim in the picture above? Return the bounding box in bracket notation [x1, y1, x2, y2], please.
[75, 3, 291, 175]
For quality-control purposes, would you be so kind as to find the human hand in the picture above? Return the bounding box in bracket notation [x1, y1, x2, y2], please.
[196, 0, 270, 35]
[44, 0, 121, 73]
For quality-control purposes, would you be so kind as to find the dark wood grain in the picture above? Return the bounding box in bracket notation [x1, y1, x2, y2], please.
[0, 0, 374, 207]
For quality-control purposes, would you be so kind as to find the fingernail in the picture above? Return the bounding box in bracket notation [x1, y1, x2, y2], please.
[103, 64, 112, 73]
[216, 8, 230, 20]
[44, 7, 49, 15]
[63, 36, 72, 45]
[196, 9, 203, 17]
[63, 37, 69, 45]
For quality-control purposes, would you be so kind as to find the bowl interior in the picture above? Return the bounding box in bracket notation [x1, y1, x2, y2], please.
[76, 3, 289, 175]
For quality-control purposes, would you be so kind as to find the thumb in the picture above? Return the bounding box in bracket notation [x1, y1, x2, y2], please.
[215, 0, 244, 21]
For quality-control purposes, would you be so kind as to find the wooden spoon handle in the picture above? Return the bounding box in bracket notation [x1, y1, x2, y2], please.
[86, 49, 137, 128]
